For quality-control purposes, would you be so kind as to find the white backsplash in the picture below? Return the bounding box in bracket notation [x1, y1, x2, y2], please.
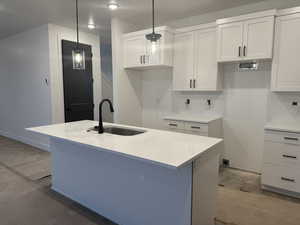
[141, 61, 300, 172]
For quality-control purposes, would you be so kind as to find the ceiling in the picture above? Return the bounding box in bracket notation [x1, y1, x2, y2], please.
[0, 0, 268, 39]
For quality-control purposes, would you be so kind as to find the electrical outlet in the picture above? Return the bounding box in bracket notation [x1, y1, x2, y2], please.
[292, 101, 298, 106]
[223, 159, 230, 167]
[207, 99, 212, 106]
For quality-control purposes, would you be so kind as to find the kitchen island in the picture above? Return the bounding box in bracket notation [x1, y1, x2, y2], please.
[28, 120, 222, 225]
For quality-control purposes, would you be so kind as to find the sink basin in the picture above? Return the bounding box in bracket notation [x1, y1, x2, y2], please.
[87, 126, 146, 136]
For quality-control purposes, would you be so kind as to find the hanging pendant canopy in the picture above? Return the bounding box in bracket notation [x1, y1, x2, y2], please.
[146, 0, 161, 43]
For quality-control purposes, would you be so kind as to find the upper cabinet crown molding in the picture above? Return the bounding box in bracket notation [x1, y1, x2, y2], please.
[217, 10, 276, 62]
[216, 9, 277, 25]
[175, 22, 217, 34]
[123, 26, 174, 70]
[276, 6, 300, 17]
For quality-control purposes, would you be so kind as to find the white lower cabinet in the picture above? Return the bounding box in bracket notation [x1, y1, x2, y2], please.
[164, 118, 223, 164]
[262, 129, 300, 196]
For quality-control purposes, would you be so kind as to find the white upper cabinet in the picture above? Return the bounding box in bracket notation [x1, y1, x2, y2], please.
[123, 26, 174, 69]
[217, 22, 243, 62]
[173, 24, 222, 91]
[173, 32, 194, 90]
[124, 36, 146, 68]
[243, 17, 274, 60]
[217, 10, 276, 62]
[271, 11, 300, 92]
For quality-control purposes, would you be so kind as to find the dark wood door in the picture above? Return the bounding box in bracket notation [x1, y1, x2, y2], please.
[62, 40, 94, 122]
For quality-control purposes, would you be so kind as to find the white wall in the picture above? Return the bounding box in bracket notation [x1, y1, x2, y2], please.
[0, 24, 102, 151]
[48, 24, 102, 124]
[141, 59, 300, 173]
[0, 25, 52, 150]
[111, 18, 143, 126]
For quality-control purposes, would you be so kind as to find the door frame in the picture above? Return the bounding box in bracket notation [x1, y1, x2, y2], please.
[48, 24, 102, 124]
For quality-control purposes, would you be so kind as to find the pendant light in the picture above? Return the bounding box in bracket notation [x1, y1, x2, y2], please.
[72, 0, 85, 70]
[145, 0, 161, 53]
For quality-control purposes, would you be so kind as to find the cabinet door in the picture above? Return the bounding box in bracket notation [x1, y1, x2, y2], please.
[173, 32, 194, 90]
[194, 29, 219, 90]
[243, 16, 274, 60]
[124, 36, 145, 68]
[217, 22, 243, 62]
[271, 13, 300, 91]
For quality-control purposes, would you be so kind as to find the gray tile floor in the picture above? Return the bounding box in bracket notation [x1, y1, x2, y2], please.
[0, 136, 116, 225]
[1, 135, 300, 225]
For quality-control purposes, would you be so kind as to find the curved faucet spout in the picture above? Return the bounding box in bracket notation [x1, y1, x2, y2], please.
[98, 99, 114, 134]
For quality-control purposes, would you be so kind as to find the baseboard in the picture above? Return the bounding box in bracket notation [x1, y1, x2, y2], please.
[262, 184, 300, 199]
[0, 130, 50, 152]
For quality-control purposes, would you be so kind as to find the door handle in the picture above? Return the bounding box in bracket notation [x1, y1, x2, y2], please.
[193, 79, 196, 88]
[190, 79, 192, 88]
[238, 46, 241, 57]
[284, 137, 299, 141]
[143, 55, 146, 64]
[243, 46, 247, 57]
[140, 55, 143, 64]
[191, 126, 201, 129]
[281, 177, 295, 183]
[169, 123, 178, 127]
[282, 154, 297, 159]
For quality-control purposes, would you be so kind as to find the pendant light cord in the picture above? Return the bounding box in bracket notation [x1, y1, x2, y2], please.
[152, 0, 155, 33]
[76, 0, 79, 48]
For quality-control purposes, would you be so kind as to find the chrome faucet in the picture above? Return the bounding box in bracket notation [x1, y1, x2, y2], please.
[98, 99, 114, 134]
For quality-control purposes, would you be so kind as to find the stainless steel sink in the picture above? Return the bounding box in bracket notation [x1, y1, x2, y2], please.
[87, 126, 146, 136]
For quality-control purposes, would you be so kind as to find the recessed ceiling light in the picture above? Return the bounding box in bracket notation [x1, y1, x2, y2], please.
[108, 2, 119, 10]
[88, 23, 96, 30]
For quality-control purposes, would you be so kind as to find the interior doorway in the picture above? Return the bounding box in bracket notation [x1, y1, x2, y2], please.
[61, 40, 94, 122]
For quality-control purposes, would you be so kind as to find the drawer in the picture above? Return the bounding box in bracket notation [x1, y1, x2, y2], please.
[265, 130, 300, 145]
[262, 163, 300, 193]
[184, 122, 208, 133]
[264, 141, 300, 166]
[164, 120, 185, 131]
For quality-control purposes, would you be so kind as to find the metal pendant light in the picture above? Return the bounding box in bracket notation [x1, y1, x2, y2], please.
[72, 0, 85, 70]
[145, 0, 161, 44]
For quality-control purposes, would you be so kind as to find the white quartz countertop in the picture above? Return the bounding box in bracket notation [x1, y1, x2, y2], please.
[265, 122, 300, 133]
[27, 121, 222, 169]
[164, 114, 222, 123]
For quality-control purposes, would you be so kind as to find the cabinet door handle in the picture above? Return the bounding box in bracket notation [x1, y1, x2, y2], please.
[282, 154, 297, 159]
[281, 177, 295, 183]
[140, 55, 143, 64]
[193, 79, 196, 88]
[190, 79, 192, 88]
[191, 126, 201, 129]
[169, 123, 178, 127]
[284, 137, 299, 141]
[243, 46, 247, 57]
[238, 46, 241, 57]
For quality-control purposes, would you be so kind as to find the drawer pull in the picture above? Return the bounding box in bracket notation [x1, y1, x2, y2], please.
[191, 126, 201, 129]
[169, 123, 178, 127]
[281, 177, 295, 183]
[282, 154, 297, 159]
[284, 137, 299, 141]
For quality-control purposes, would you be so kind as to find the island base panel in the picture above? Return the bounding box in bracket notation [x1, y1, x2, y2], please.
[51, 139, 192, 225]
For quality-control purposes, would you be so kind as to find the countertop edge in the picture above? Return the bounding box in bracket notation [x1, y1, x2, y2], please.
[26, 127, 223, 170]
